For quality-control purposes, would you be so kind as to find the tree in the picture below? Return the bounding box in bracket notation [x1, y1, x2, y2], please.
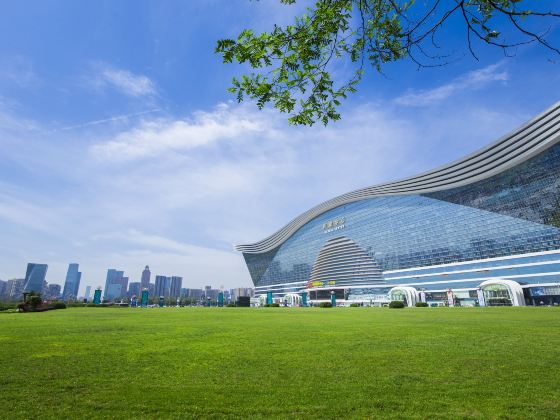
[216, 0, 560, 126]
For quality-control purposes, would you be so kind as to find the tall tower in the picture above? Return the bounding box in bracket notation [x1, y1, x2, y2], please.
[140, 265, 151, 291]
[104, 269, 124, 300]
[23, 263, 48, 294]
[170, 276, 183, 298]
[62, 263, 81, 301]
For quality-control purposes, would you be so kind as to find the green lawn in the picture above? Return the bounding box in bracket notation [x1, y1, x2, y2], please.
[1, 307, 559, 419]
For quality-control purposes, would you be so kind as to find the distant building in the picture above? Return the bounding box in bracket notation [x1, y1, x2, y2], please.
[62, 263, 82, 301]
[148, 283, 155, 297]
[121, 276, 129, 297]
[181, 288, 203, 299]
[23, 263, 48, 293]
[128, 282, 141, 298]
[210, 289, 220, 301]
[140, 265, 151, 291]
[232, 287, 254, 300]
[170, 276, 182, 298]
[6, 279, 25, 300]
[0, 280, 7, 300]
[104, 269, 125, 300]
[154, 275, 171, 297]
[84, 285, 92, 301]
[47, 284, 61, 300]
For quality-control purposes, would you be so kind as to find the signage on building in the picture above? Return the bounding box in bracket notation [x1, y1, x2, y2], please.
[323, 217, 346, 233]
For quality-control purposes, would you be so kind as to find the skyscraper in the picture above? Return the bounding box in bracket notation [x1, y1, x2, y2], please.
[140, 265, 151, 291]
[128, 282, 141, 298]
[23, 263, 48, 293]
[84, 285, 92, 301]
[0, 280, 7, 300]
[170, 276, 183, 298]
[47, 284, 61, 300]
[104, 269, 125, 300]
[62, 263, 82, 301]
[7, 279, 25, 300]
[154, 275, 171, 297]
[121, 276, 129, 297]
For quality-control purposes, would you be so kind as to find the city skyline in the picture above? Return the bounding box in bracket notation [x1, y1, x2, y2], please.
[0, 262, 241, 298]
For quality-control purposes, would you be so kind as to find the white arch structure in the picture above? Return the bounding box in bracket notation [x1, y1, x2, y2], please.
[388, 286, 419, 307]
[478, 279, 526, 306]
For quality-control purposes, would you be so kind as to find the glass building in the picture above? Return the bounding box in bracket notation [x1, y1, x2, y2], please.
[62, 263, 82, 301]
[23, 263, 48, 294]
[236, 102, 560, 307]
[104, 269, 125, 300]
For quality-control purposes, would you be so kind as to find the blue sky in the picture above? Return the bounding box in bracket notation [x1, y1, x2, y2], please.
[1, 1, 559, 293]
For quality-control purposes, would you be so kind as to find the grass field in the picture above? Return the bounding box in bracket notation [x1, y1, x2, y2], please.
[1, 307, 559, 419]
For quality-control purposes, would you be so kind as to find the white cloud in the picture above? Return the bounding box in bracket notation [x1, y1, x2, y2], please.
[394, 63, 509, 107]
[94, 65, 157, 97]
[90, 103, 264, 161]
[55, 109, 160, 132]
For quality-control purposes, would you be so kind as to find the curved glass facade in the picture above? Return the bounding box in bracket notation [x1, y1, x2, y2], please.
[238, 107, 560, 306]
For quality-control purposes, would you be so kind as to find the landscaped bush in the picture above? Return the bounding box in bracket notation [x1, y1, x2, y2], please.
[389, 301, 405, 308]
[319, 302, 333, 308]
[349, 303, 360, 307]
[269, 303, 280, 307]
[29, 295, 43, 310]
[0, 302, 17, 311]
[226, 303, 236, 307]
[52, 301, 67, 309]
[415, 302, 429, 307]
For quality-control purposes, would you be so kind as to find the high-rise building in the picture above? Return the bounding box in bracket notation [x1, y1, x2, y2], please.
[47, 284, 61, 300]
[23, 263, 48, 294]
[104, 269, 125, 300]
[62, 263, 82, 301]
[7, 279, 25, 300]
[84, 285, 92, 301]
[148, 283, 155, 297]
[170, 276, 182, 298]
[210, 289, 220, 301]
[128, 282, 141, 298]
[181, 288, 203, 300]
[0, 280, 7, 300]
[154, 275, 171, 297]
[140, 265, 151, 291]
[121, 276, 129, 297]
